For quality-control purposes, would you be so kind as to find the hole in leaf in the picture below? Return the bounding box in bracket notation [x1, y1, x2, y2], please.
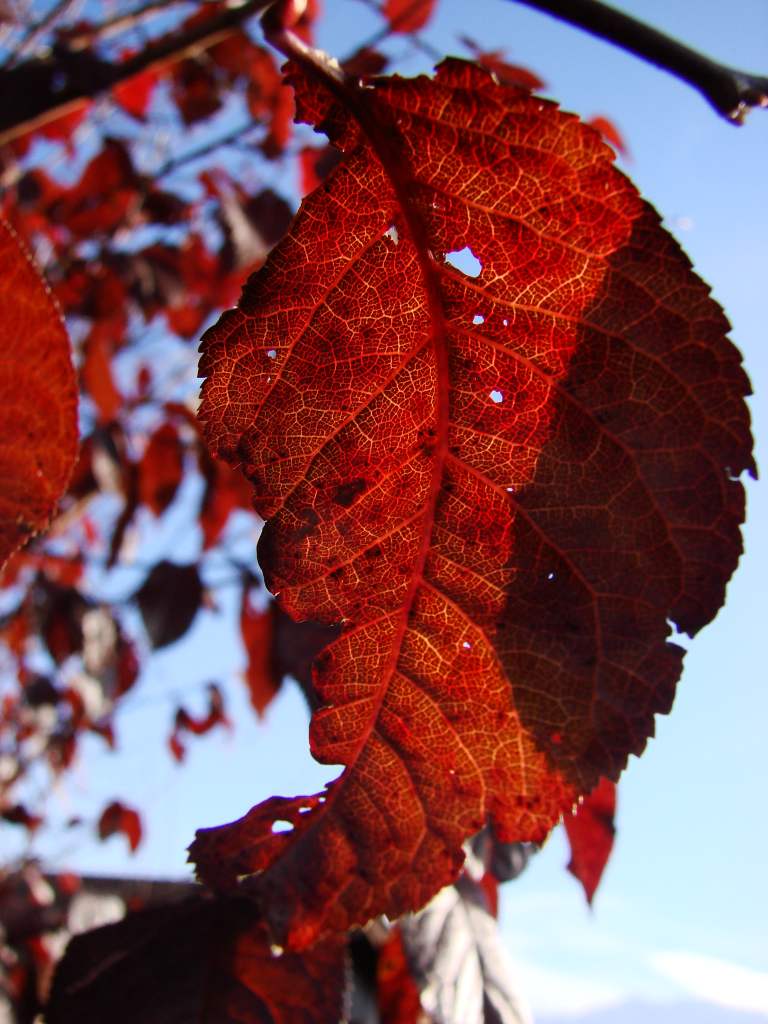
[385, 224, 399, 244]
[445, 246, 482, 277]
[271, 819, 294, 833]
[546, 571, 556, 581]
[270, 944, 284, 958]
[506, 486, 516, 493]
[462, 640, 472, 650]
[266, 348, 277, 359]
[502, 318, 509, 327]
[489, 389, 504, 404]
[472, 314, 485, 325]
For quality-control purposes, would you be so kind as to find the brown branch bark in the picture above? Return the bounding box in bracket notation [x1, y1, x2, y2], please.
[0, 0, 269, 146]
[509, 0, 768, 123]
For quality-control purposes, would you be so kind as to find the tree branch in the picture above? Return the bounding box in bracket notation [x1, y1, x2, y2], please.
[0, 0, 269, 146]
[509, 0, 768, 123]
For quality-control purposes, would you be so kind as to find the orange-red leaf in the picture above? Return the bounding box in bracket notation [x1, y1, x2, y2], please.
[383, 0, 436, 33]
[0, 220, 78, 569]
[564, 776, 616, 905]
[196, 59, 753, 948]
[588, 115, 629, 157]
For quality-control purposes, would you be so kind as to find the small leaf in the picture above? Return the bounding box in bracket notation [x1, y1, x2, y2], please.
[588, 115, 629, 157]
[97, 800, 143, 852]
[135, 562, 203, 649]
[564, 777, 616, 905]
[383, 0, 437, 33]
[139, 422, 184, 516]
[0, 219, 78, 569]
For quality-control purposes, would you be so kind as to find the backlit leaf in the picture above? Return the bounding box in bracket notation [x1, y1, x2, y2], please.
[0, 219, 78, 569]
[563, 777, 616, 905]
[196, 59, 752, 947]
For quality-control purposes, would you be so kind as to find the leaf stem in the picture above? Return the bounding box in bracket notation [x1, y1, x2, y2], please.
[509, 0, 768, 123]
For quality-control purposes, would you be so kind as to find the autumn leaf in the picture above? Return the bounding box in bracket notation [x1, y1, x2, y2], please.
[196, 56, 753, 949]
[0, 219, 78, 570]
[138, 422, 184, 516]
[564, 777, 616, 905]
[45, 897, 345, 1024]
[588, 115, 629, 158]
[97, 800, 143, 852]
[383, 0, 437, 34]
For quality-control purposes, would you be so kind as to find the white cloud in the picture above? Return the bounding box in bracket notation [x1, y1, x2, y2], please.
[516, 960, 626, 1018]
[651, 951, 768, 1014]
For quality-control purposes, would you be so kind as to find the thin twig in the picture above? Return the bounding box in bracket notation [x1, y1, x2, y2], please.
[154, 120, 259, 179]
[3, 0, 79, 70]
[0, 0, 268, 145]
[509, 0, 768, 123]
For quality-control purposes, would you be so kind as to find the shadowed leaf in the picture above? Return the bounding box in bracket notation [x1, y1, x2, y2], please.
[45, 897, 345, 1024]
[135, 561, 203, 649]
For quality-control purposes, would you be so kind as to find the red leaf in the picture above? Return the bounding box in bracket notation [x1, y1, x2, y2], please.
[47, 140, 138, 238]
[460, 37, 546, 91]
[377, 928, 422, 1024]
[588, 115, 629, 157]
[138, 422, 184, 516]
[45, 898, 345, 1024]
[1, 803, 43, 832]
[97, 800, 142, 852]
[240, 592, 339, 715]
[564, 777, 616, 905]
[112, 66, 160, 120]
[195, 59, 753, 947]
[169, 683, 229, 760]
[199, 456, 255, 549]
[298, 144, 343, 195]
[0, 220, 78, 569]
[81, 326, 122, 424]
[383, 0, 436, 33]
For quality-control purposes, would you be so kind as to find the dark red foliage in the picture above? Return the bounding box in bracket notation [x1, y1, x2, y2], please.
[97, 800, 143, 853]
[135, 562, 204, 649]
[240, 592, 340, 715]
[169, 683, 230, 762]
[45, 897, 345, 1024]
[564, 777, 617, 904]
[197, 56, 753, 948]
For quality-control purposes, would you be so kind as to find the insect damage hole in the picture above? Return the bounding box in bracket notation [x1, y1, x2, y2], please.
[489, 389, 504, 404]
[271, 819, 294, 833]
[472, 313, 485, 325]
[384, 224, 399, 243]
[266, 348, 277, 359]
[445, 246, 482, 277]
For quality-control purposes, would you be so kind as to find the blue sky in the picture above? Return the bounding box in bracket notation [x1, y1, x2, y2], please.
[14, 1, 767, 1019]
